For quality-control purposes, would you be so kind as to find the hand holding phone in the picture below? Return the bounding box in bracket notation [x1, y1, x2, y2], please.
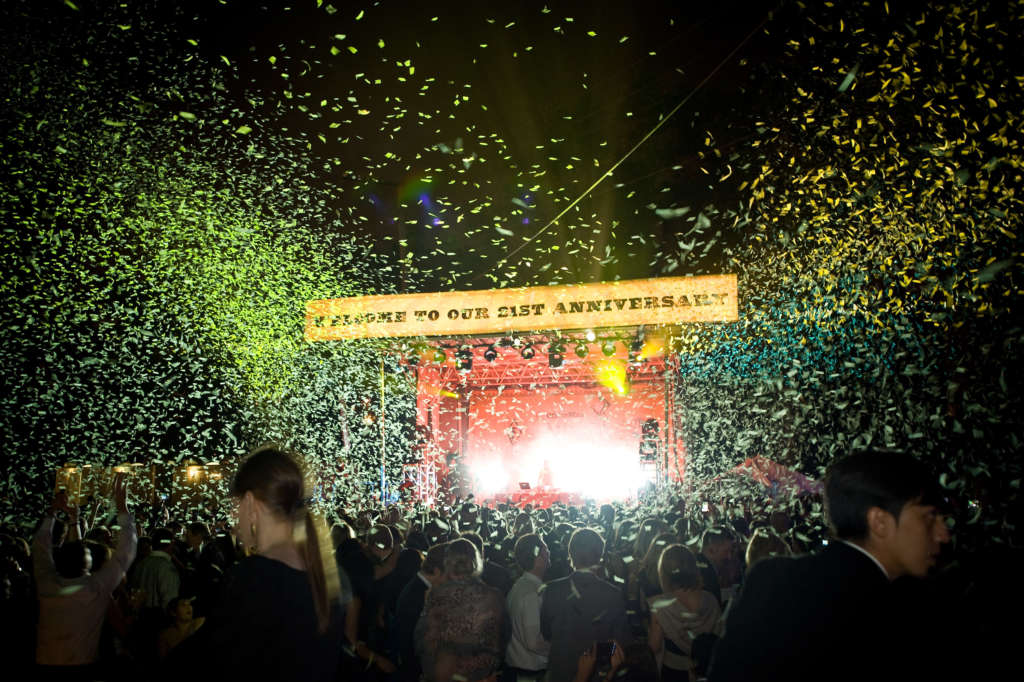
[595, 641, 616, 670]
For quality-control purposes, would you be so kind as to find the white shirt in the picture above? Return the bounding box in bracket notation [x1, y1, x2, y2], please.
[33, 512, 137, 665]
[505, 571, 549, 670]
[838, 540, 890, 579]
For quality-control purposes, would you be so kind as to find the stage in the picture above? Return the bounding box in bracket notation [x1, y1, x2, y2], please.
[305, 275, 739, 506]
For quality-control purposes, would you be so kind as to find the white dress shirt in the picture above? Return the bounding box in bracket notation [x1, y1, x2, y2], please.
[33, 512, 137, 665]
[506, 571, 549, 671]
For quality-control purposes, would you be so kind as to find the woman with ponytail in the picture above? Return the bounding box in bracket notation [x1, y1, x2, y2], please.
[167, 445, 344, 681]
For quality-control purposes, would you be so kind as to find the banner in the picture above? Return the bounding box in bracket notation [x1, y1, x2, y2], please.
[306, 274, 738, 340]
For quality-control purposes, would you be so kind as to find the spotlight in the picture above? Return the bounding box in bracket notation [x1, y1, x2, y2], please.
[521, 343, 535, 360]
[574, 343, 588, 359]
[602, 341, 617, 357]
[585, 329, 596, 342]
[432, 348, 447, 363]
[484, 345, 498, 362]
[629, 338, 644, 364]
[548, 341, 565, 368]
[499, 337, 515, 348]
[456, 347, 472, 372]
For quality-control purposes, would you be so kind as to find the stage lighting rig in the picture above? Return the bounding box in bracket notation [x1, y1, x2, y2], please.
[456, 347, 473, 372]
[483, 345, 498, 362]
[548, 341, 565, 368]
[602, 340, 617, 357]
[520, 343, 535, 360]
[574, 343, 589, 359]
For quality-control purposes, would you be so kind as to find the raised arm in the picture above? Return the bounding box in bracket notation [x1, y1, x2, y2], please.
[92, 473, 137, 595]
[32, 490, 69, 592]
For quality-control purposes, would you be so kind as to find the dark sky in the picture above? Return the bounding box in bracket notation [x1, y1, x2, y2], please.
[172, 0, 780, 292]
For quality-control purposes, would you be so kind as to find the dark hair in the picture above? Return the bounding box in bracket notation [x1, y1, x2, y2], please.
[513, 533, 546, 572]
[231, 445, 339, 633]
[84, 539, 111, 573]
[186, 522, 210, 540]
[568, 527, 604, 568]
[825, 450, 940, 540]
[444, 537, 482, 578]
[55, 540, 89, 579]
[658, 543, 702, 592]
[151, 527, 175, 549]
[421, 543, 446, 576]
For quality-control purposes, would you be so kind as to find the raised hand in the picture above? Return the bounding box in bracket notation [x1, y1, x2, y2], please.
[51, 488, 70, 515]
[113, 472, 130, 514]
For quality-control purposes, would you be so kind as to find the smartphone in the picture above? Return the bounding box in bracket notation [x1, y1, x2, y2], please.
[701, 501, 710, 513]
[596, 641, 615, 668]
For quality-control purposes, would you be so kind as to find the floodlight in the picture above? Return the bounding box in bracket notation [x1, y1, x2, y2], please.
[483, 345, 498, 362]
[574, 343, 589, 359]
[456, 347, 472, 372]
[521, 343, 535, 360]
[602, 340, 617, 357]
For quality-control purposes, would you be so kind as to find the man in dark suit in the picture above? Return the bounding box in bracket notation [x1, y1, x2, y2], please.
[708, 450, 951, 682]
[540, 528, 631, 682]
[395, 544, 446, 682]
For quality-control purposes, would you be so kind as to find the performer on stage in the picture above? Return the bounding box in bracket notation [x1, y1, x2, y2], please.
[538, 460, 554, 489]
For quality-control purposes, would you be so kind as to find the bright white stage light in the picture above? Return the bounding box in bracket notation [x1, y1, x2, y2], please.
[526, 430, 648, 501]
[475, 460, 508, 493]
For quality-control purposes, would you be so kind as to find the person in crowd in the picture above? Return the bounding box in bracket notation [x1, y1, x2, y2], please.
[696, 527, 732, 606]
[342, 524, 399, 678]
[540, 528, 631, 682]
[157, 596, 205, 658]
[462, 531, 514, 596]
[167, 444, 343, 682]
[504, 533, 550, 681]
[417, 539, 506, 682]
[33, 474, 136, 675]
[646, 545, 722, 682]
[632, 518, 670, 566]
[708, 450, 952, 682]
[635, 532, 677, 599]
[574, 640, 656, 682]
[130, 527, 180, 611]
[395, 543, 446, 682]
[743, 527, 791, 569]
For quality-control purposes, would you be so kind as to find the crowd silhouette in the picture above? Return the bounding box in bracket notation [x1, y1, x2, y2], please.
[1, 445, 1017, 681]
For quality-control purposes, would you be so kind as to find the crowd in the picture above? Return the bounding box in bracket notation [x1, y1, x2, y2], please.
[0, 445, 1017, 682]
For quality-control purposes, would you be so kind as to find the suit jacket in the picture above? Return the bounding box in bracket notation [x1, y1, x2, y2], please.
[395, 574, 430, 682]
[540, 571, 631, 682]
[708, 541, 893, 682]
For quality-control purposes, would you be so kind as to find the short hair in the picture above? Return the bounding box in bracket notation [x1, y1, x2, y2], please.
[745, 527, 791, 567]
[513, 533, 546, 572]
[658, 544, 702, 592]
[444, 537, 482, 578]
[55, 540, 90, 579]
[186, 522, 209, 540]
[151, 527, 175, 549]
[825, 450, 941, 540]
[568, 527, 604, 568]
[421, 544, 446, 576]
